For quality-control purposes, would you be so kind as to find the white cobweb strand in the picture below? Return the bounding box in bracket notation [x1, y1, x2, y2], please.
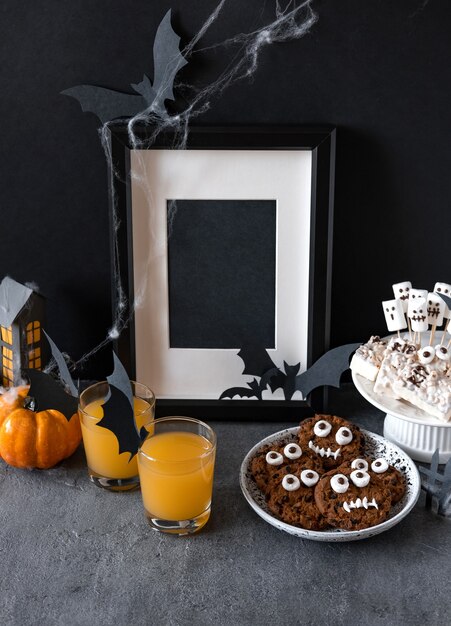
[76, 1, 317, 371]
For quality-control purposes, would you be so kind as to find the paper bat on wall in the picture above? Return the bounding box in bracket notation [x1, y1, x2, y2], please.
[96, 352, 148, 459]
[61, 10, 188, 123]
[219, 343, 361, 401]
[24, 332, 78, 420]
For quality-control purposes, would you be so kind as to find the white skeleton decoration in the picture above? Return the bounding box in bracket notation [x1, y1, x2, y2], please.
[392, 281, 411, 313]
[382, 299, 407, 333]
[408, 297, 428, 333]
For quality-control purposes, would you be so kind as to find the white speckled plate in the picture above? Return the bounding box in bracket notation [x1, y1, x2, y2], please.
[240, 427, 421, 542]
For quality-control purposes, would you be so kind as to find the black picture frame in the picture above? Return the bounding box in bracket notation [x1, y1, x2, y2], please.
[107, 125, 336, 420]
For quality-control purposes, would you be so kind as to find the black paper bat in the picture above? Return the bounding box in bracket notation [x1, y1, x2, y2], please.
[61, 10, 188, 123]
[24, 369, 78, 420]
[219, 378, 264, 400]
[23, 331, 78, 420]
[220, 343, 361, 401]
[293, 343, 361, 398]
[97, 352, 147, 458]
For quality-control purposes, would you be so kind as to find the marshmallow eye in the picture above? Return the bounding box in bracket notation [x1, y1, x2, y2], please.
[282, 474, 300, 491]
[435, 346, 450, 361]
[330, 474, 349, 494]
[350, 470, 370, 488]
[283, 443, 302, 460]
[266, 451, 283, 466]
[419, 347, 435, 365]
[371, 458, 389, 473]
[313, 420, 332, 437]
[300, 469, 319, 487]
[335, 427, 353, 446]
[351, 458, 369, 471]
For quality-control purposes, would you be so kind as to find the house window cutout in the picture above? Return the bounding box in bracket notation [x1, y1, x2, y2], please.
[28, 347, 42, 369]
[1, 326, 13, 345]
[26, 321, 41, 345]
[2, 346, 13, 386]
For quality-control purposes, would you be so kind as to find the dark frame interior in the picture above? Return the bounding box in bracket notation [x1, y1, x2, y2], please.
[107, 125, 336, 420]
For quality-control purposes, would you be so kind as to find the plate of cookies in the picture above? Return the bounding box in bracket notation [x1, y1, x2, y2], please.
[240, 414, 421, 541]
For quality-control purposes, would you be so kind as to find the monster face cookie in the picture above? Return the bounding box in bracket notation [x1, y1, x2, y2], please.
[267, 466, 329, 530]
[314, 465, 392, 531]
[298, 414, 364, 470]
[250, 442, 319, 495]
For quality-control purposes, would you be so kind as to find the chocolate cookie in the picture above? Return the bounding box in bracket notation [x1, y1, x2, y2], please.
[267, 467, 329, 530]
[338, 457, 406, 505]
[251, 441, 318, 495]
[298, 414, 364, 470]
[368, 457, 406, 504]
[314, 465, 392, 531]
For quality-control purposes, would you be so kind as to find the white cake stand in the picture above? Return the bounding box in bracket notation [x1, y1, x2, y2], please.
[352, 370, 451, 463]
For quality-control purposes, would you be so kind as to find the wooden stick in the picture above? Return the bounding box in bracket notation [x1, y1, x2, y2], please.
[407, 317, 412, 341]
[441, 320, 450, 346]
[430, 324, 437, 347]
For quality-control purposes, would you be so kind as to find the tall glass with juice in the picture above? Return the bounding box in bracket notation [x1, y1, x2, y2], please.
[79, 381, 155, 491]
[138, 416, 216, 534]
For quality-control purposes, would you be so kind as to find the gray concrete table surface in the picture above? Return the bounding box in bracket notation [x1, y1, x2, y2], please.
[0, 385, 450, 626]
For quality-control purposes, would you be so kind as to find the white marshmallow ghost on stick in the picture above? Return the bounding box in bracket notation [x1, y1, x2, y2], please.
[408, 297, 428, 332]
[427, 292, 445, 326]
[434, 282, 451, 322]
[409, 288, 428, 303]
[392, 281, 411, 312]
[382, 299, 407, 333]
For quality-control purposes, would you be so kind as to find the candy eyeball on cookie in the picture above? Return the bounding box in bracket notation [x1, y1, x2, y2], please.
[350, 470, 370, 488]
[351, 458, 369, 471]
[371, 458, 389, 473]
[266, 451, 283, 466]
[282, 474, 300, 491]
[300, 469, 319, 487]
[330, 474, 349, 493]
[336, 427, 353, 446]
[313, 419, 332, 437]
[283, 443, 302, 459]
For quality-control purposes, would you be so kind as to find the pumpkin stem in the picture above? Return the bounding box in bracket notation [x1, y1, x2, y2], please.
[24, 396, 36, 411]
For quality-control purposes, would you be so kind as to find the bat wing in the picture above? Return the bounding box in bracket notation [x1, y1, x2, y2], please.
[294, 343, 361, 399]
[61, 85, 146, 123]
[438, 293, 451, 312]
[152, 9, 188, 107]
[237, 345, 278, 378]
[44, 331, 77, 397]
[24, 369, 78, 421]
[97, 352, 141, 458]
[97, 387, 141, 458]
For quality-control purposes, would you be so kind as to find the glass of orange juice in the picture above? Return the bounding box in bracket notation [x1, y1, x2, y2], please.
[137, 416, 216, 535]
[79, 381, 155, 491]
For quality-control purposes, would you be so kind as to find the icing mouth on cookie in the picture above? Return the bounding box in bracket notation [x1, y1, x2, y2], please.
[308, 440, 341, 459]
[342, 497, 378, 513]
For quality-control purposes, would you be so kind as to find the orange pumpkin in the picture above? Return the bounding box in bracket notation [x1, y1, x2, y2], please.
[0, 387, 81, 469]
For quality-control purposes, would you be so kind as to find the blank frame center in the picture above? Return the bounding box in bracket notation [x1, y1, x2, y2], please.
[167, 199, 277, 349]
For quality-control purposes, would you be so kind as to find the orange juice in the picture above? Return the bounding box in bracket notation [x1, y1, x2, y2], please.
[138, 431, 215, 521]
[80, 397, 153, 479]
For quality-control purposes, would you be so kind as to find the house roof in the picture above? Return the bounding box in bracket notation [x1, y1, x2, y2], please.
[0, 277, 35, 327]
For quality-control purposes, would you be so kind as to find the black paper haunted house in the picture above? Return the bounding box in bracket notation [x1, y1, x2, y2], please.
[0, 277, 46, 387]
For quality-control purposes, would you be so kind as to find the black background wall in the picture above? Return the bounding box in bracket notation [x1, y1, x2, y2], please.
[1, 1, 450, 377]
